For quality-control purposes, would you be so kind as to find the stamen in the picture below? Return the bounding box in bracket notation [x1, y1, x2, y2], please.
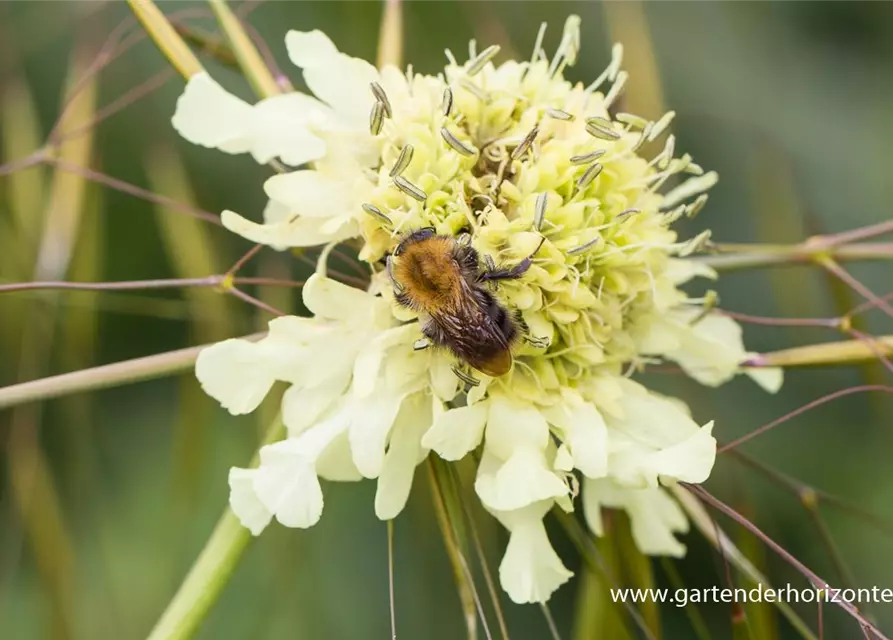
[603, 71, 628, 110]
[567, 236, 601, 256]
[531, 23, 547, 64]
[689, 290, 720, 325]
[394, 175, 427, 202]
[458, 78, 488, 101]
[615, 112, 648, 129]
[545, 107, 575, 121]
[648, 111, 676, 141]
[369, 101, 384, 135]
[569, 149, 606, 165]
[632, 123, 653, 151]
[442, 86, 453, 117]
[511, 125, 539, 159]
[577, 162, 603, 190]
[390, 144, 414, 177]
[615, 208, 640, 221]
[584, 43, 623, 94]
[685, 194, 708, 218]
[441, 127, 478, 156]
[524, 335, 551, 349]
[467, 44, 500, 76]
[534, 192, 548, 230]
[585, 117, 620, 140]
[413, 338, 431, 351]
[677, 230, 712, 257]
[369, 82, 392, 118]
[362, 203, 392, 226]
[661, 171, 718, 208]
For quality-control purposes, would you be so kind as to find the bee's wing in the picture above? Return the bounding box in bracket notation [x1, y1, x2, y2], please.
[425, 294, 514, 376]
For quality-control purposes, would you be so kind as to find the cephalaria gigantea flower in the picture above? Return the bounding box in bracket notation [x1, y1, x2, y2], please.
[174, 16, 782, 605]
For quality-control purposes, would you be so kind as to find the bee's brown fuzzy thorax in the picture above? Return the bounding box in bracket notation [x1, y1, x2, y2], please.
[389, 229, 535, 378]
[392, 235, 466, 315]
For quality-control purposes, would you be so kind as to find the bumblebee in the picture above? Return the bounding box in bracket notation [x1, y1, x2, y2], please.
[386, 228, 539, 378]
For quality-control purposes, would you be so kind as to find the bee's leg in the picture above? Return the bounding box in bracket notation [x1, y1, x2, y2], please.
[515, 311, 550, 349]
[478, 237, 546, 283]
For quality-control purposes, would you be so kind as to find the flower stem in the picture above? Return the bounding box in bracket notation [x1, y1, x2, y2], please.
[147, 416, 285, 640]
[696, 241, 893, 271]
[746, 334, 893, 368]
[0, 335, 263, 409]
[127, 0, 204, 79]
[207, 0, 280, 98]
[670, 486, 818, 640]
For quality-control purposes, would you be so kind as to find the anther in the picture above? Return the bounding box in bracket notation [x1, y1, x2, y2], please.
[467, 44, 500, 76]
[413, 338, 431, 351]
[393, 175, 427, 202]
[362, 203, 392, 226]
[369, 101, 384, 135]
[585, 117, 620, 140]
[512, 125, 539, 159]
[545, 108, 575, 121]
[567, 236, 601, 256]
[577, 163, 603, 190]
[451, 365, 480, 387]
[441, 127, 478, 156]
[390, 144, 414, 178]
[534, 193, 548, 230]
[369, 82, 392, 118]
[569, 149, 606, 165]
[442, 86, 453, 117]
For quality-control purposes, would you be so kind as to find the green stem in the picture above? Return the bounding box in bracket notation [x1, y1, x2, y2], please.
[146, 416, 285, 640]
[128, 0, 204, 79]
[696, 242, 893, 271]
[207, 0, 281, 98]
[0, 334, 264, 410]
[747, 334, 893, 368]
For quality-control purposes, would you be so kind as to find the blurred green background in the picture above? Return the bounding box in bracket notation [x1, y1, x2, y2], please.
[2, 1, 893, 638]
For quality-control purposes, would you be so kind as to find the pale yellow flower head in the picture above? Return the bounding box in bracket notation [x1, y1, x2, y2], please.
[173, 15, 781, 605]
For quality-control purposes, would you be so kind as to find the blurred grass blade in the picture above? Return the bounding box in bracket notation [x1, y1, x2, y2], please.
[147, 416, 285, 640]
[659, 559, 711, 640]
[146, 144, 234, 344]
[377, 0, 403, 70]
[7, 42, 99, 640]
[615, 515, 661, 638]
[0, 336, 262, 410]
[128, 0, 204, 79]
[671, 486, 818, 640]
[427, 459, 481, 640]
[207, 0, 280, 98]
[735, 523, 777, 640]
[571, 526, 632, 640]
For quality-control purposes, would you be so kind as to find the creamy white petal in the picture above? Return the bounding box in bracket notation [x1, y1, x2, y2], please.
[228, 467, 272, 535]
[542, 392, 608, 479]
[195, 339, 276, 415]
[285, 30, 339, 67]
[172, 73, 253, 153]
[421, 402, 488, 461]
[744, 365, 784, 393]
[281, 381, 344, 437]
[285, 30, 379, 129]
[172, 73, 330, 166]
[315, 430, 362, 482]
[475, 448, 569, 512]
[264, 170, 354, 217]
[497, 504, 573, 604]
[253, 441, 324, 529]
[427, 352, 460, 402]
[583, 479, 688, 557]
[352, 324, 419, 398]
[302, 273, 377, 322]
[349, 392, 406, 478]
[375, 393, 431, 519]
[221, 208, 357, 249]
[485, 394, 550, 460]
[610, 421, 716, 487]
